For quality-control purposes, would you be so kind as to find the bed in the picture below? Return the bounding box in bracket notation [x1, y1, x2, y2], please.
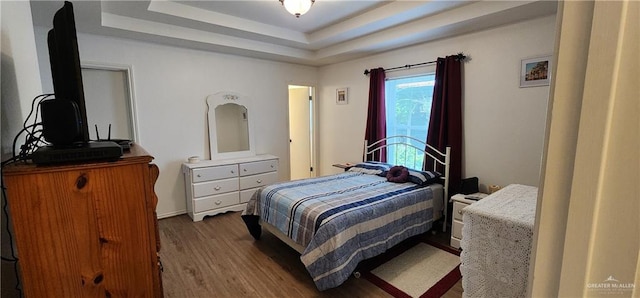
[242, 136, 450, 290]
[460, 184, 538, 297]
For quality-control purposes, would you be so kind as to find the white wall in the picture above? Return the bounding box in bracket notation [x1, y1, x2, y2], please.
[1, 1, 43, 157]
[1, 2, 43, 297]
[29, 14, 554, 216]
[318, 15, 555, 191]
[33, 28, 318, 217]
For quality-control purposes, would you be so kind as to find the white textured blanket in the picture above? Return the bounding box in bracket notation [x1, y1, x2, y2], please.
[460, 184, 538, 298]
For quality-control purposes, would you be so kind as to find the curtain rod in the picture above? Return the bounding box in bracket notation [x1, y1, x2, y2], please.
[363, 52, 467, 76]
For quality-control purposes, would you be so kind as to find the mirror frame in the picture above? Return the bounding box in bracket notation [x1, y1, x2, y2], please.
[82, 62, 139, 142]
[206, 91, 256, 160]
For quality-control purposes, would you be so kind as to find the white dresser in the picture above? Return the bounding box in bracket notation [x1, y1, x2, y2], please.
[182, 155, 279, 222]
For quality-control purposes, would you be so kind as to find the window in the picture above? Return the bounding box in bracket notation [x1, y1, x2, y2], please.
[385, 74, 435, 168]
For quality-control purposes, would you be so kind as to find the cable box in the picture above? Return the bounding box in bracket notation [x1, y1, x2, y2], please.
[32, 141, 123, 165]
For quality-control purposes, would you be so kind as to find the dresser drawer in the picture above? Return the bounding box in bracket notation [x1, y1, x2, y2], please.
[239, 159, 278, 176]
[192, 165, 239, 183]
[452, 219, 463, 239]
[453, 201, 468, 221]
[450, 237, 461, 249]
[240, 172, 278, 190]
[193, 178, 239, 198]
[193, 192, 240, 213]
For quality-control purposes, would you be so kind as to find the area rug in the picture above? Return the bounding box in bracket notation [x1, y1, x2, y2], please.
[362, 240, 461, 298]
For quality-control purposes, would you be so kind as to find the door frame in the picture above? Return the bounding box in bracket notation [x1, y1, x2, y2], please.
[286, 83, 318, 180]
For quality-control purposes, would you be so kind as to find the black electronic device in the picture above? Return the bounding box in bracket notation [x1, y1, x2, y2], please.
[40, 99, 82, 145]
[31, 141, 123, 165]
[42, 1, 89, 145]
[114, 140, 132, 151]
[35, 1, 122, 164]
[95, 124, 132, 151]
[460, 177, 479, 195]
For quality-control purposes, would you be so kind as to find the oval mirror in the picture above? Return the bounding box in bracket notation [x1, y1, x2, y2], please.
[207, 92, 255, 160]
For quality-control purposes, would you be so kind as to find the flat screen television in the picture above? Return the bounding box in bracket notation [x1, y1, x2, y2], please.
[42, 1, 89, 146]
[33, 1, 123, 164]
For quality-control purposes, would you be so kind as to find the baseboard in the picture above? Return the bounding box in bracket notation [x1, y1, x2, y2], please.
[157, 210, 186, 219]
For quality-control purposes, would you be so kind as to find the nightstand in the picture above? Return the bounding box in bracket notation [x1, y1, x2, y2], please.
[332, 163, 356, 170]
[450, 192, 488, 249]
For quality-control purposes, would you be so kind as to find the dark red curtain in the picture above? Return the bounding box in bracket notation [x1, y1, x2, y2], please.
[364, 68, 387, 162]
[426, 56, 463, 196]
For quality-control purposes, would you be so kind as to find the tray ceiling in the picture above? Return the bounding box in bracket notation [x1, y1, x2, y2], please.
[30, 0, 557, 66]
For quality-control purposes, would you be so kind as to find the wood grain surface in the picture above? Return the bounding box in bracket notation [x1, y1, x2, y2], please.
[3, 146, 162, 297]
[159, 213, 463, 297]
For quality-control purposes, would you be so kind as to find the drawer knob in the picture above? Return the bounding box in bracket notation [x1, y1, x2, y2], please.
[197, 174, 201, 178]
[215, 200, 222, 205]
[270, 165, 274, 168]
[214, 186, 221, 191]
[458, 210, 463, 215]
[257, 179, 262, 184]
[244, 169, 247, 172]
[231, 170, 234, 174]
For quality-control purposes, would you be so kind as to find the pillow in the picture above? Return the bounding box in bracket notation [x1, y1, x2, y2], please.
[386, 166, 409, 183]
[407, 169, 442, 185]
[347, 161, 392, 176]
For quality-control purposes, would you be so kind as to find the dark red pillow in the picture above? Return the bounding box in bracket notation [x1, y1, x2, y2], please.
[386, 166, 409, 183]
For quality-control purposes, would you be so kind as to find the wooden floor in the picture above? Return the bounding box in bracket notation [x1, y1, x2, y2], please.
[158, 213, 463, 297]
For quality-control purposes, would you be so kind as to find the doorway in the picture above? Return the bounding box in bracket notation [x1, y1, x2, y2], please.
[288, 85, 315, 180]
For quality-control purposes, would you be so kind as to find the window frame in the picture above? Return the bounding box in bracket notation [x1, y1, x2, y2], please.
[384, 72, 436, 168]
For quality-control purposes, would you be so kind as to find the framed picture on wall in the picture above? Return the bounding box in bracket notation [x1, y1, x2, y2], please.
[520, 55, 552, 88]
[336, 87, 348, 105]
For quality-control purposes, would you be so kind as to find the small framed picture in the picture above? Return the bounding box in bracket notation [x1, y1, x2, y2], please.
[520, 55, 552, 88]
[336, 87, 348, 105]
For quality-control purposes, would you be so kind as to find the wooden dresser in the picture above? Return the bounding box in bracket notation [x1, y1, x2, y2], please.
[182, 155, 279, 222]
[2, 144, 163, 297]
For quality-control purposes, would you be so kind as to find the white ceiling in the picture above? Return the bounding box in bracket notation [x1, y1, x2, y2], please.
[30, 0, 557, 66]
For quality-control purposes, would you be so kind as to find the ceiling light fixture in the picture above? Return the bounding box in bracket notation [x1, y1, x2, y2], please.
[279, 0, 315, 18]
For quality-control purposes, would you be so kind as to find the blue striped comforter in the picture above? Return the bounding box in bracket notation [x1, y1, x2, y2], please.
[243, 172, 434, 290]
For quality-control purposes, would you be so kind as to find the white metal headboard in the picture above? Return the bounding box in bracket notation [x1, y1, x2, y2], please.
[363, 135, 451, 232]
